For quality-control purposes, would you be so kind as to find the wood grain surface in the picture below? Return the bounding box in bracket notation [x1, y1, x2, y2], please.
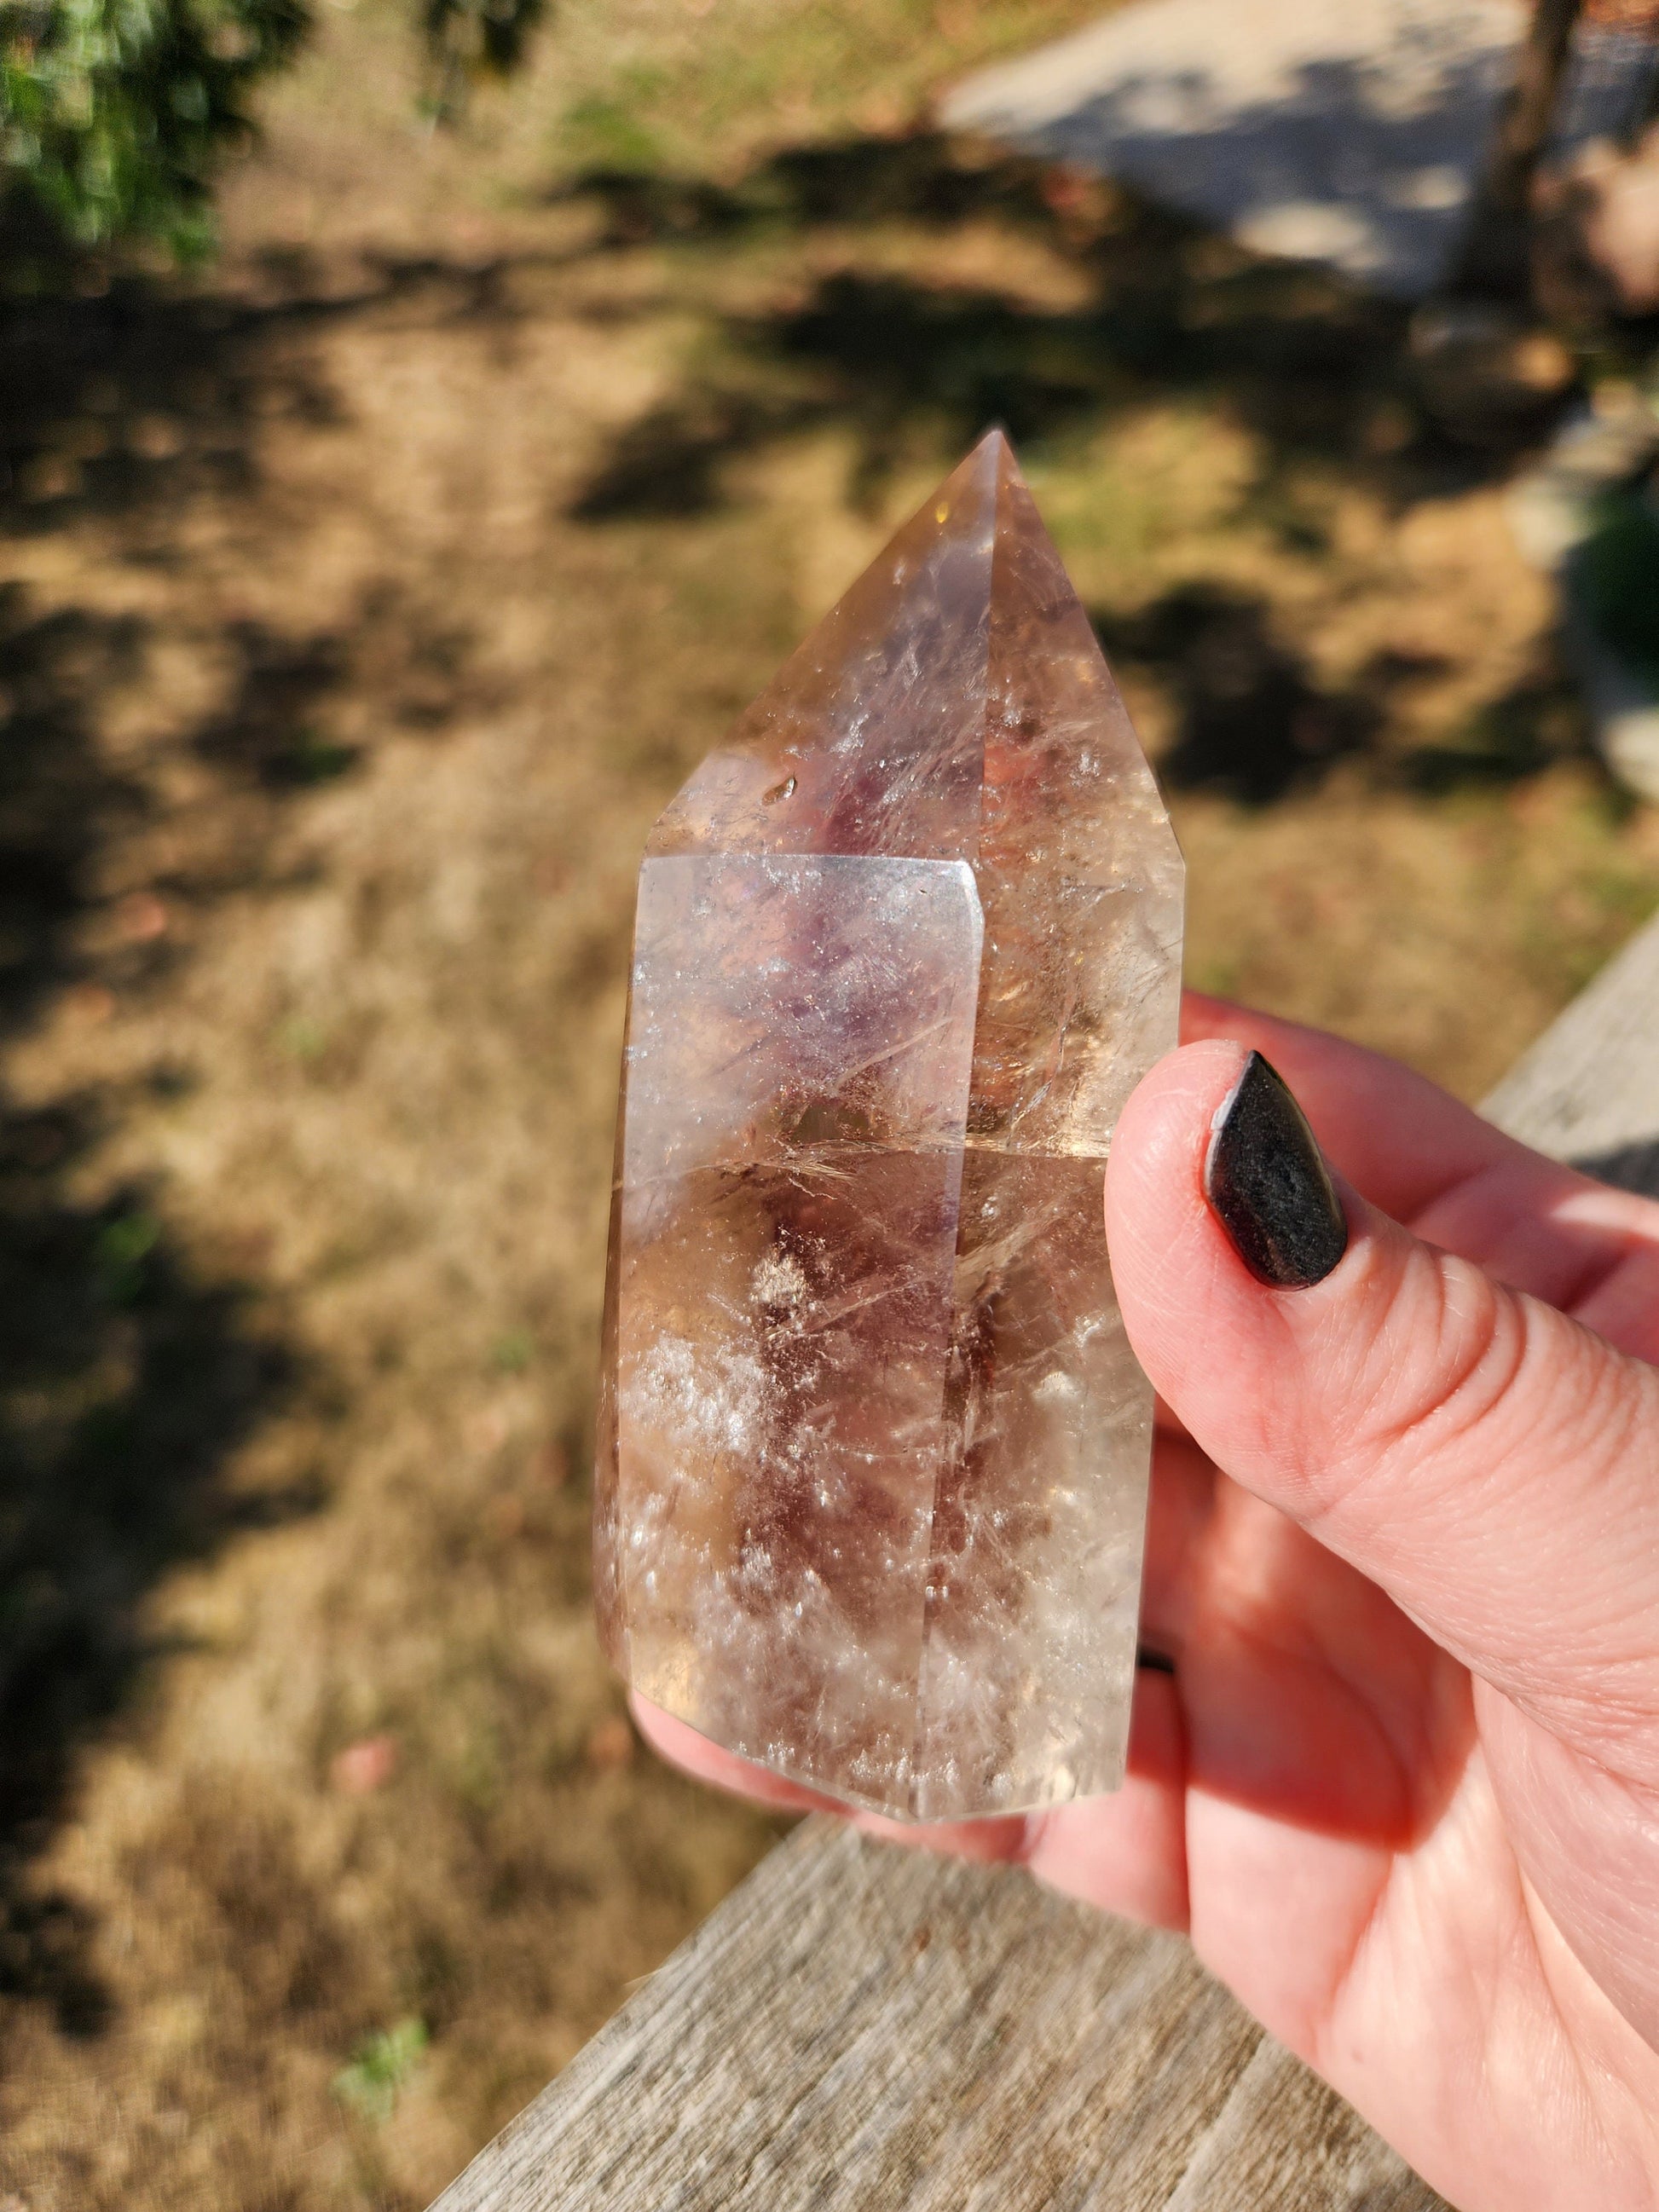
[1483, 904, 1659, 1180]
[429, 1821, 1443, 2212]
[431, 908, 1659, 2212]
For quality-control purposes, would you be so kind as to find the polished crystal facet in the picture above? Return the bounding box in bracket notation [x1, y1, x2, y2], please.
[594, 431, 1183, 1820]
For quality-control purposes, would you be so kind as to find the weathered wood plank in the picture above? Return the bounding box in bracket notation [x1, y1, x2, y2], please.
[431, 1821, 1434, 2211]
[432, 910, 1659, 2212]
[1156, 2037, 1443, 2212]
[1483, 906, 1659, 1182]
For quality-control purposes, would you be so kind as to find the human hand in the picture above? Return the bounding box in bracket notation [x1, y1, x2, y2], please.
[633, 996, 1659, 2212]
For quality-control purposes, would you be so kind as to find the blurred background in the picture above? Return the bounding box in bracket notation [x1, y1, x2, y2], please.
[1, 0, 1658, 2204]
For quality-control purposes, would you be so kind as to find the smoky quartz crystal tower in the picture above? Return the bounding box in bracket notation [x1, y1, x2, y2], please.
[594, 431, 1182, 1821]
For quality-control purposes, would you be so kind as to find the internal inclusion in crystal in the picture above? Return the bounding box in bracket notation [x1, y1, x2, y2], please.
[594, 430, 1184, 1821]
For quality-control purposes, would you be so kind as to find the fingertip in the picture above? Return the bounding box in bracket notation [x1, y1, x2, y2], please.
[1111, 1037, 1253, 1199]
[629, 1695, 832, 1815]
[1107, 1037, 1361, 1439]
[1107, 1039, 1251, 1346]
[631, 1698, 1068, 1863]
[1203, 1051, 1350, 1291]
[1178, 987, 1245, 1042]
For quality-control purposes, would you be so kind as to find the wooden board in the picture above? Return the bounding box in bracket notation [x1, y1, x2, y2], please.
[431, 909, 1659, 2212]
[1483, 904, 1659, 1177]
[429, 1821, 1442, 2212]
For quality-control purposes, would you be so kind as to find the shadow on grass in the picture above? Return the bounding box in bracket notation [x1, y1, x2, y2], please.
[1095, 582, 1386, 803]
[564, 130, 1477, 512]
[562, 129, 1593, 799]
[1095, 582, 1585, 803]
[0, 589, 313, 2045]
[0, 242, 546, 2059]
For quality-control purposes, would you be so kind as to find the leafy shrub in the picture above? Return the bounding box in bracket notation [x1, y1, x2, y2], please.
[1, 0, 310, 256]
[0, 0, 549, 258]
[332, 2016, 429, 2123]
[1580, 483, 1659, 674]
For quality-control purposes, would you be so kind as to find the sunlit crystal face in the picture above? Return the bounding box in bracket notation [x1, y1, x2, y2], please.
[594, 431, 1183, 1820]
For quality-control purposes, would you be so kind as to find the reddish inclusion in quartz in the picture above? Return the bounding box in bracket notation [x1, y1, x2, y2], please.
[595, 432, 1183, 1820]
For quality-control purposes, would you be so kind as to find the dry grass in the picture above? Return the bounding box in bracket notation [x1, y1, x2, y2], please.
[1, 3, 1656, 2207]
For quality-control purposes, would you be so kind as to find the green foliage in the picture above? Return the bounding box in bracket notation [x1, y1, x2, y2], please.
[558, 88, 664, 173]
[1579, 488, 1659, 676]
[95, 1207, 161, 1302]
[488, 1325, 533, 1373]
[332, 2016, 428, 2123]
[1, 0, 311, 255]
[0, 0, 555, 258]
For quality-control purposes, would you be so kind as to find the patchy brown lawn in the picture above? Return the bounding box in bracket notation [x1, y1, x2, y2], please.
[1, 3, 1656, 2206]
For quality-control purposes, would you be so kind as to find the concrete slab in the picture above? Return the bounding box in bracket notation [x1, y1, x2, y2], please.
[939, 0, 1523, 299]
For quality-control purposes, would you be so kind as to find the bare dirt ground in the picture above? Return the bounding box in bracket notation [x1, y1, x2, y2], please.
[1, 3, 1656, 2207]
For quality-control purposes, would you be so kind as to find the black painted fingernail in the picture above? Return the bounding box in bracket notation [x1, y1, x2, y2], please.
[1204, 1052, 1348, 1289]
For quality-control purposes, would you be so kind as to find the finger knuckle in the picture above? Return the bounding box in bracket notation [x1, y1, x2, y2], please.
[1325, 1245, 1529, 1510]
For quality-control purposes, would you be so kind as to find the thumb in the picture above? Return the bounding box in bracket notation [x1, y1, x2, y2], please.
[1106, 1043, 1659, 1772]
